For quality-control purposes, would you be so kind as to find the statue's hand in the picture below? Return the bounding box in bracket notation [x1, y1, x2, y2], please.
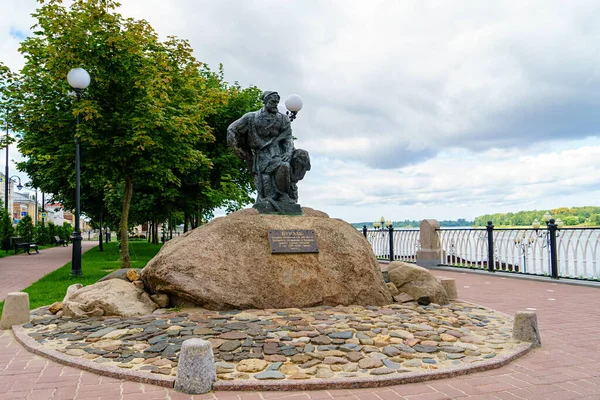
[281, 154, 291, 163]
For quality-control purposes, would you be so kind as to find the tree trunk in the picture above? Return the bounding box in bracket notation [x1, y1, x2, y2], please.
[152, 220, 160, 244]
[120, 174, 133, 268]
[184, 213, 189, 233]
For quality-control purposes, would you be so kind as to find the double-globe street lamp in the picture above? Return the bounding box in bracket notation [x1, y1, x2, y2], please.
[67, 67, 90, 277]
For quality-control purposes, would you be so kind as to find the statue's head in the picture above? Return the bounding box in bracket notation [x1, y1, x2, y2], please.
[262, 91, 280, 114]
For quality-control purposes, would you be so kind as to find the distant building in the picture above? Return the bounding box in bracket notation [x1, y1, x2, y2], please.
[12, 192, 37, 224]
[0, 173, 17, 214]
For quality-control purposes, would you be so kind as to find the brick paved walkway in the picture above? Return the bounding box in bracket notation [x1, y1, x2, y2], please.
[2, 267, 600, 399]
[0, 241, 97, 302]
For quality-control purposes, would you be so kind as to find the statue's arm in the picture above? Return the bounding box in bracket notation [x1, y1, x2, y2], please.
[227, 114, 250, 159]
[227, 113, 253, 169]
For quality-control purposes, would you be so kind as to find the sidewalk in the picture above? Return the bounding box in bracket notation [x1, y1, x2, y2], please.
[1, 267, 600, 399]
[0, 241, 97, 302]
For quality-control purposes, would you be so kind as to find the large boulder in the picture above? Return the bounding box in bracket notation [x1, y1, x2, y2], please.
[141, 208, 392, 310]
[388, 261, 449, 304]
[63, 279, 158, 318]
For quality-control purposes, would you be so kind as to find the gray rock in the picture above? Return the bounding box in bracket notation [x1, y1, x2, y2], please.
[254, 370, 285, 380]
[339, 343, 362, 352]
[87, 327, 117, 338]
[328, 331, 353, 339]
[219, 340, 242, 352]
[370, 367, 396, 375]
[174, 339, 216, 394]
[382, 359, 402, 369]
[98, 268, 143, 283]
[382, 345, 401, 357]
[413, 344, 438, 353]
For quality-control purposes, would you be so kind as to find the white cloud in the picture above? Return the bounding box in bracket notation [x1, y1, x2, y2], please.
[2, 0, 600, 222]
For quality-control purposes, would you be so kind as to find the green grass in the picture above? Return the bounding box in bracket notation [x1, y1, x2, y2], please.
[0, 241, 162, 315]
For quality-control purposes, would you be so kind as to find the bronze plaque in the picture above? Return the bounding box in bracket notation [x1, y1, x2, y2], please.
[268, 229, 319, 253]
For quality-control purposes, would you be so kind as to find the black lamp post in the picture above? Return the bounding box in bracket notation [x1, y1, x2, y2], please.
[4, 107, 9, 212]
[67, 67, 90, 277]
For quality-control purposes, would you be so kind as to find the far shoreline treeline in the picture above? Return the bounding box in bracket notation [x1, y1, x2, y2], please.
[351, 206, 600, 229]
[473, 206, 600, 227]
[351, 219, 473, 229]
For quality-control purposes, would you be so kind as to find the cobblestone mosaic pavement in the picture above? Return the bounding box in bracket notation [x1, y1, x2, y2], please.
[17, 300, 529, 388]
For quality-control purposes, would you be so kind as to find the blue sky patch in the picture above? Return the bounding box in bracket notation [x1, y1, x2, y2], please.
[9, 27, 27, 40]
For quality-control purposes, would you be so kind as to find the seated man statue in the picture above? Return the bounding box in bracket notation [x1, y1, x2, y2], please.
[227, 91, 311, 214]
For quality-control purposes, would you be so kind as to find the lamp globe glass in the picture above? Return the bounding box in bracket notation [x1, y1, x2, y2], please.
[285, 94, 303, 112]
[67, 68, 91, 90]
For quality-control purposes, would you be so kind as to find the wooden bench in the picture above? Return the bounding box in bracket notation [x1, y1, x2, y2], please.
[11, 237, 39, 255]
[54, 236, 67, 246]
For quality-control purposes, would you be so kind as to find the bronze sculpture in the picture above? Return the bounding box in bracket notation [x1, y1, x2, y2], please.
[227, 91, 310, 214]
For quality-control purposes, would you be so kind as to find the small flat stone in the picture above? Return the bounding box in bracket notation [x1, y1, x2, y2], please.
[339, 343, 362, 352]
[315, 367, 334, 378]
[328, 331, 353, 339]
[413, 345, 438, 353]
[219, 340, 242, 352]
[370, 367, 396, 375]
[236, 359, 268, 373]
[300, 359, 322, 369]
[88, 327, 117, 338]
[382, 345, 401, 357]
[290, 354, 312, 363]
[358, 357, 382, 369]
[148, 335, 168, 345]
[267, 362, 283, 371]
[65, 349, 87, 357]
[323, 356, 348, 365]
[219, 331, 247, 340]
[311, 335, 332, 345]
[280, 364, 300, 375]
[404, 359, 422, 367]
[264, 354, 287, 362]
[254, 370, 285, 380]
[441, 346, 465, 353]
[390, 330, 414, 340]
[382, 359, 402, 369]
[144, 342, 169, 353]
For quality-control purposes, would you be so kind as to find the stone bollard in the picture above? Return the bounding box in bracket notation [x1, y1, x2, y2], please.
[512, 311, 541, 346]
[175, 338, 216, 394]
[439, 278, 458, 300]
[0, 292, 30, 330]
[416, 219, 443, 267]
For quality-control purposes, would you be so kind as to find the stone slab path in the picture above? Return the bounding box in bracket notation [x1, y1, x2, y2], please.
[2, 267, 600, 399]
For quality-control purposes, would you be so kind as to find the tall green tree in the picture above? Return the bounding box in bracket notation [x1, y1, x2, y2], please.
[13, 0, 220, 268]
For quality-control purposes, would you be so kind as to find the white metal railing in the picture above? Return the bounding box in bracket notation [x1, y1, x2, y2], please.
[364, 229, 420, 263]
[437, 227, 600, 280]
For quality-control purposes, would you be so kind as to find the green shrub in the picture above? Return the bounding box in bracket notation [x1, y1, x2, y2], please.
[16, 215, 35, 242]
[35, 222, 51, 245]
[0, 209, 14, 250]
[63, 222, 74, 238]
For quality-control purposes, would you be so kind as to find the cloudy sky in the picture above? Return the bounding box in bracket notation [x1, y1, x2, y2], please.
[2, 0, 600, 223]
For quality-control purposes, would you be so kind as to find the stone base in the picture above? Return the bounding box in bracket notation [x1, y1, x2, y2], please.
[416, 249, 442, 268]
[0, 292, 30, 330]
[512, 311, 541, 346]
[253, 201, 302, 215]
